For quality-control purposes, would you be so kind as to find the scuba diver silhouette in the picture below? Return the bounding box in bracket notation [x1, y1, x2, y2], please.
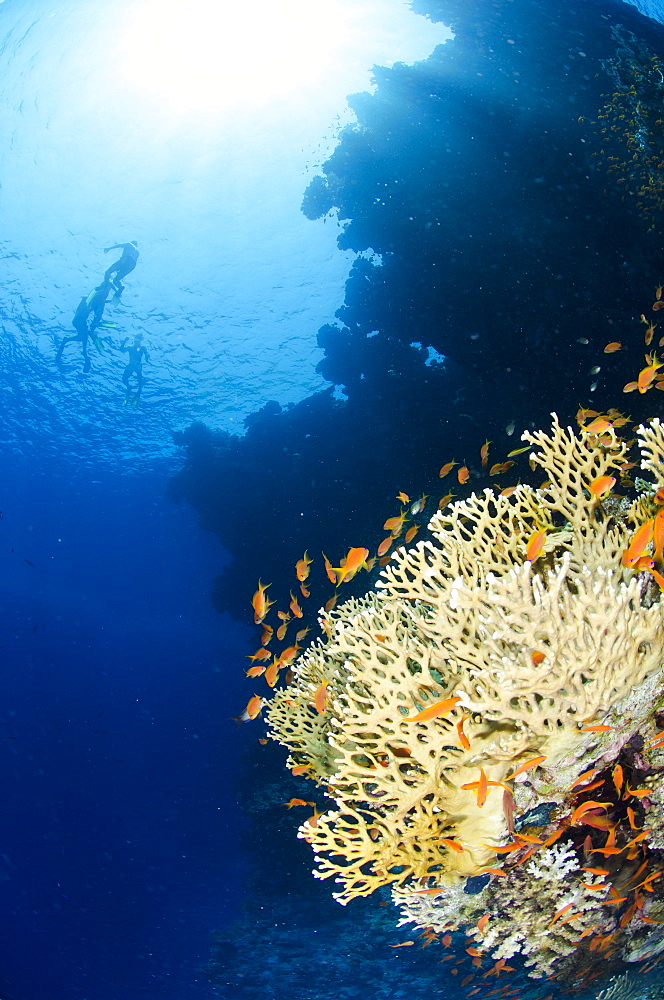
[103, 241, 139, 299]
[120, 334, 150, 406]
[55, 279, 114, 371]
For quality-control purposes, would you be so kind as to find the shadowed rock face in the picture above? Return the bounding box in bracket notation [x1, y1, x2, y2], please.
[169, 0, 664, 625]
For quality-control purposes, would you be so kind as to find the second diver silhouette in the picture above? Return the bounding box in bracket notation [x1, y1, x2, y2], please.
[103, 241, 139, 300]
[120, 334, 150, 406]
[55, 279, 114, 372]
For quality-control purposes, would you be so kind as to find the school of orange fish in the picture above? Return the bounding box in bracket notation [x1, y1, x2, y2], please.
[235, 284, 664, 989]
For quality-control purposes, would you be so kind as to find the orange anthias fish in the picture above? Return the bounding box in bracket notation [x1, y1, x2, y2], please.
[480, 440, 491, 468]
[295, 551, 313, 582]
[457, 465, 470, 484]
[289, 591, 303, 618]
[332, 546, 370, 585]
[321, 552, 337, 585]
[410, 696, 462, 722]
[377, 535, 393, 557]
[653, 509, 664, 562]
[252, 580, 275, 624]
[622, 519, 654, 568]
[439, 460, 457, 479]
[396, 491, 410, 503]
[314, 680, 329, 714]
[508, 755, 547, 780]
[404, 525, 419, 544]
[384, 511, 408, 538]
[264, 659, 280, 687]
[588, 475, 616, 498]
[584, 417, 611, 434]
[570, 800, 612, 824]
[525, 528, 547, 562]
[638, 353, 664, 393]
[604, 342, 622, 353]
[239, 695, 263, 722]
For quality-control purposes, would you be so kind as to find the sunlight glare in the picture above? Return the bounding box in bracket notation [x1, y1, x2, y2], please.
[119, 0, 355, 114]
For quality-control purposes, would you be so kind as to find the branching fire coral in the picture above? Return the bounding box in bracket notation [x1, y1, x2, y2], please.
[267, 415, 664, 979]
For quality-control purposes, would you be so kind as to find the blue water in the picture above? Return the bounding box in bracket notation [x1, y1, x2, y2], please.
[2, 0, 664, 997]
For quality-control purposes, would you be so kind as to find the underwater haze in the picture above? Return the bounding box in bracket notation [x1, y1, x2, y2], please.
[3, 0, 664, 998]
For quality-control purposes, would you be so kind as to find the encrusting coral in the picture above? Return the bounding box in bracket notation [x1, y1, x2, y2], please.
[266, 415, 664, 981]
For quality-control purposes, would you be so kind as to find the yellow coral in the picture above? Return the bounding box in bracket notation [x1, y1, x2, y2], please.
[267, 415, 664, 903]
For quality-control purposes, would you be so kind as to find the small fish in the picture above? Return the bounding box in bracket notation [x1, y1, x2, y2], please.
[239, 695, 263, 722]
[604, 342, 622, 352]
[396, 491, 410, 503]
[457, 465, 470, 484]
[299, 583, 310, 599]
[507, 445, 530, 457]
[322, 552, 337, 584]
[384, 512, 407, 537]
[506, 421, 515, 436]
[404, 525, 419, 543]
[410, 494, 428, 515]
[276, 621, 289, 642]
[264, 659, 280, 687]
[477, 914, 490, 933]
[622, 519, 654, 567]
[438, 492, 455, 509]
[289, 592, 303, 618]
[295, 626, 310, 643]
[438, 838, 464, 853]
[509, 755, 547, 779]
[579, 724, 612, 732]
[525, 528, 547, 562]
[568, 768, 599, 790]
[284, 798, 312, 808]
[377, 536, 393, 557]
[584, 416, 611, 433]
[480, 440, 491, 467]
[623, 381, 638, 393]
[252, 580, 274, 624]
[411, 696, 462, 722]
[531, 651, 546, 666]
[590, 381, 598, 392]
[295, 551, 313, 582]
[260, 624, 273, 646]
[646, 323, 657, 346]
[657, 285, 663, 300]
[589, 366, 601, 375]
[245, 663, 266, 678]
[277, 644, 300, 666]
[577, 337, 589, 344]
[456, 714, 471, 751]
[247, 647, 272, 662]
[439, 460, 457, 479]
[389, 941, 415, 948]
[570, 800, 612, 824]
[638, 352, 664, 392]
[588, 475, 616, 498]
[314, 680, 329, 714]
[23, 559, 36, 568]
[290, 764, 309, 775]
[332, 546, 370, 585]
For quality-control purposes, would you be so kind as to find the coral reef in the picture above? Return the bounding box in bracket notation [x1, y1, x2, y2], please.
[267, 415, 664, 981]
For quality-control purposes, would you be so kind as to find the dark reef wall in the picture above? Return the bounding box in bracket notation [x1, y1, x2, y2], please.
[169, 0, 664, 624]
